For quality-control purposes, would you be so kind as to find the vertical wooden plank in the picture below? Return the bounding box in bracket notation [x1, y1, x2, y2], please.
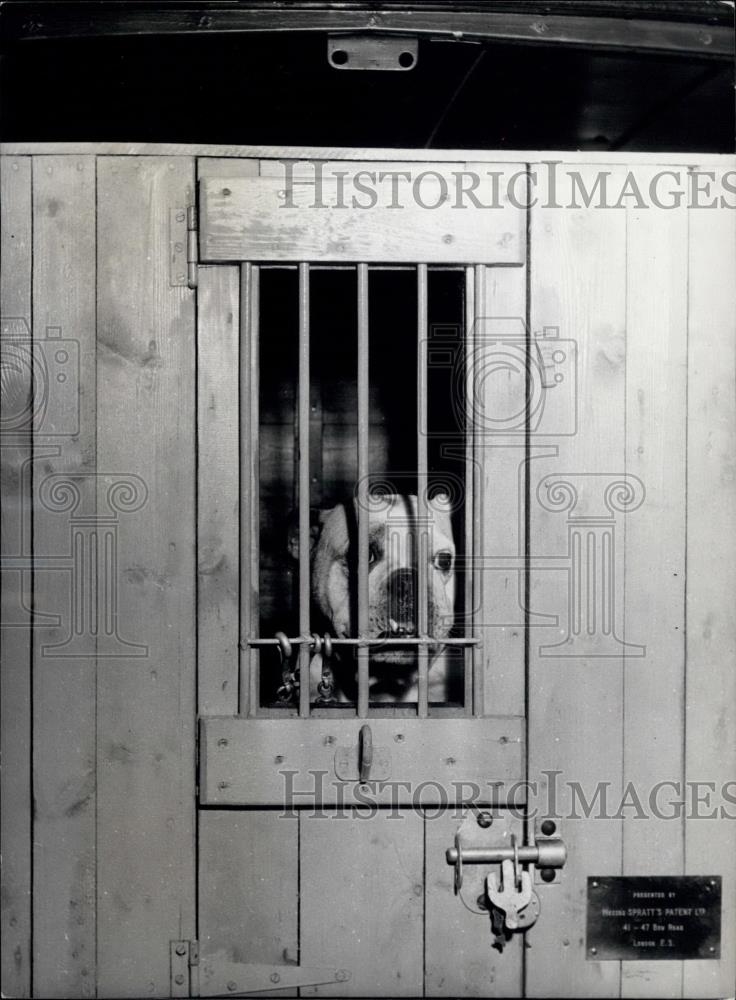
[527, 167, 628, 997]
[96, 156, 196, 997]
[425, 810, 523, 996]
[32, 155, 97, 998]
[0, 154, 33, 1000]
[683, 178, 736, 1000]
[621, 168, 688, 999]
[197, 265, 240, 716]
[476, 262, 528, 718]
[198, 811, 298, 997]
[300, 809, 424, 997]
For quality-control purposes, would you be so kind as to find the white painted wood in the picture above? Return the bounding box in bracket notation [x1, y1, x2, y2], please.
[620, 167, 688, 1000]
[197, 266, 240, 716]
[95, 156, 197, 997]
[526, 167, 630, 997]
[683, 181, 736, 1000]
[31, 155, 97, 999]
[0, 153, 32, 1000]
[200, 716, 524, 807]
[300, 809, 424, 997]
[199, 168, 526, 264]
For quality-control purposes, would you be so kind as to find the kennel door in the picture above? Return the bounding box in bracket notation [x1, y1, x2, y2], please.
[195, 158, 531, 997]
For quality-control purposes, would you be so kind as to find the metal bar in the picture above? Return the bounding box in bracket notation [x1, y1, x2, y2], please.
[357, 263, 370, 718]
[464, 267, 475, 718]
[9, 8, 733, 58]
[472, 265, 486, 717]
[417, 265, 429, 718]
[239, 264, 260, 717]
[446, 840, 567, 868]
[298, 263, 311, 718]
[247, 637, 478, 647]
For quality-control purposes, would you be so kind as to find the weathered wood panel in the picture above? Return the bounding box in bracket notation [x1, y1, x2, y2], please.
[683, 184, 736, 1000]
[200, 716, 524, 806]
[0, 154, 33, 1000]
[198, 811, 298, 998]
[526, 168, 629, 997]
[475, 262, 528, 718]
[31, 155, 97, 998]
[300, 809, 424, 997]
[199, 166, 526, 264]
[620, 169, 688, 999]
[425, 809, 523, 996]
[95, 156, 197, 996]
[197, 266, 240, 716]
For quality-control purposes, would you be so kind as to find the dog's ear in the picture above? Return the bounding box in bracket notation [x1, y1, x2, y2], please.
[287, 507, 331, 561]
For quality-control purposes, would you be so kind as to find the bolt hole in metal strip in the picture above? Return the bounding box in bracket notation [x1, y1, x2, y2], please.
[299, 263, 311, 718]
[357, 263, 370, 718]
[416, 264, 430, 718]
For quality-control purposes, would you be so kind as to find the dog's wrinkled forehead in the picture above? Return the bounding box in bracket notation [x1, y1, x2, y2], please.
[319, 493, 454, 559]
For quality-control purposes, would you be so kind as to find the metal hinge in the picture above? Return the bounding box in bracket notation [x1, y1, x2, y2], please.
[170, 940, 199, 998]
[172, 940, 351, 997]
[170, 206, 198, 289]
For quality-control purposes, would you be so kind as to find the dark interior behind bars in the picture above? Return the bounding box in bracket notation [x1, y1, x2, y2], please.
[257, 266, 467, 707]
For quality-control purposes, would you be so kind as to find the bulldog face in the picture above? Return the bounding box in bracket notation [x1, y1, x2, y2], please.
[305, 494, 456, 666]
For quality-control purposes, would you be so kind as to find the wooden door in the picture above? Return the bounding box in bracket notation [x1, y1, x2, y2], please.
[194, 157, 532, 997]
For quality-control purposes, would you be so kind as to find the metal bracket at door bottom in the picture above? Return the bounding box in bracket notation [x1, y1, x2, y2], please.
[192, 947, 350, 996]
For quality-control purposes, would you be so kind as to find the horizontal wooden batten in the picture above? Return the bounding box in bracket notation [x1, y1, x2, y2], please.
[199, 716, 524, 806]
[199, 164, 526, 264]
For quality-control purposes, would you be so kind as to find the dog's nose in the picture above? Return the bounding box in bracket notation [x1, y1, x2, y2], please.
[387, 568, 416, 631]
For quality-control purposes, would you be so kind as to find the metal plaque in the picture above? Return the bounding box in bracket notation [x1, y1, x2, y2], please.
[587, 876, 721, 960]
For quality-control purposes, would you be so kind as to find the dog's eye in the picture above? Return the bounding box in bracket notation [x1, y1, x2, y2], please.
[433, 551, 453, 575]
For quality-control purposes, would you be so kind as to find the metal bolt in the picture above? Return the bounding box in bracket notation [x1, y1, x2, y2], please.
[222, 187, 232, 196]
[175, 242, 185, 253]
[217, 738, 228, 748]
[540, 819, 556, 836]
[175, 943, 186, 956]
[227, 982, 237, 992]
[177, 273, 187, 283]
[274, 755, 284, 764]
[476, 893, 488, 911]
[176, 212, 186, 223]
[590, 947, 597, 956]
[174, 974, 185, 986]
[323, 735, 335, 745]
[476, 811, 493, 829]
[540, 868, 556, 883]
[218, 780, 229, 790]
[270, 973, 281, 984]
[394, 733, 404, 742]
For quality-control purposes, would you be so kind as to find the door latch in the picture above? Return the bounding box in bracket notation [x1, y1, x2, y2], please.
[446, 815, 567, 952]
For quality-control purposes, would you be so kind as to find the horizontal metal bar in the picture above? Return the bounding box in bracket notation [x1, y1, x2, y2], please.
[7, 6, 732, 58]
[446, 839, 567, 868]
[247, 636, 478, 647]
[257, 264, 467, 272]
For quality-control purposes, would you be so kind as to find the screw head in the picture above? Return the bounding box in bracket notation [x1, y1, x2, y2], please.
[227, 982, 237, 992]
[540, 868, 556, 883]
[174, 974, 185, 985]
[476, 811, 493, 829]
[540, 819, 556, 836]
[590, 947, 598, 956]
[270, 972, 281, 984]
[175, 943, 186, 956]
[476, 893, 488, 911]
[217, 738, 228, 748]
